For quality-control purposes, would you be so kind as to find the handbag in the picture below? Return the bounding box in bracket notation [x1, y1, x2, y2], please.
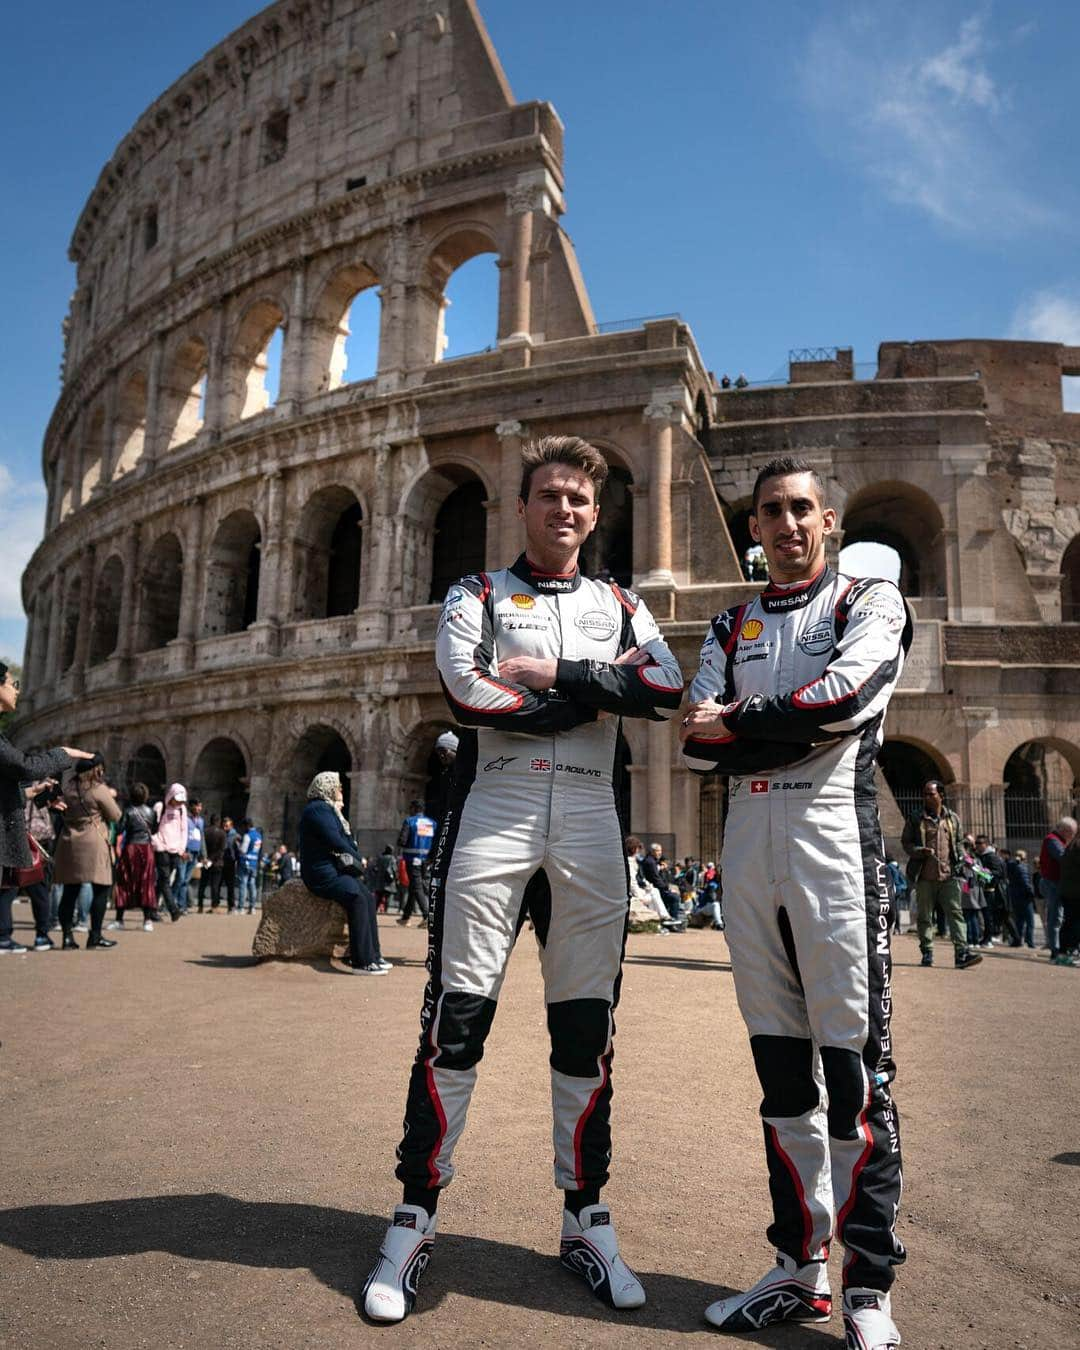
[12, 832, 48, 887]
[397, 855, 411, 887]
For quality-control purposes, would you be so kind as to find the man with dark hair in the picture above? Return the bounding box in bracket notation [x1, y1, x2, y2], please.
[902, 781, 981, 968]
[681, 458, 910, 1349]
[364, 436, 683, 1323]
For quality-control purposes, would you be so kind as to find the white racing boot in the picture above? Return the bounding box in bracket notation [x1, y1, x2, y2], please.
[362, 1204, 436, 1322]
[843, 1287, 901, 1349]
[559, 1203, 646, 1309]
[704, 1252, 832, 1331]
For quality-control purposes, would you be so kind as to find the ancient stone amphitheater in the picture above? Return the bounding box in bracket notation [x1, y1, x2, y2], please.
[17, 0, 1080, 856]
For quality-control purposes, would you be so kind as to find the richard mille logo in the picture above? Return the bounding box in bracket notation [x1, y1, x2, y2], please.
[483, 756, 516, 772]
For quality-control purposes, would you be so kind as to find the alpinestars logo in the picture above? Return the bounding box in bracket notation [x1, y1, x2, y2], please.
[560, 1240, 609, 1295]
[484, 757, 516, 772]
[733, 1290, 811, 1329]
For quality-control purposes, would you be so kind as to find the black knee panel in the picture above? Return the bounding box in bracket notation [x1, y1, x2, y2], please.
[820, 1045, 867, 1139]
[750, 1034, 819, 1118]
[432, 991, 498, 1071]
[548, 998, 610, 1077]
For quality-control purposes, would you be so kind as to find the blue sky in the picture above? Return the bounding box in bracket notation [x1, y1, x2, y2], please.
[3, 0, 1080, 661]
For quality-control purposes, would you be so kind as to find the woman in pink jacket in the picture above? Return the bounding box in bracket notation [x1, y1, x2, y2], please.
[152, 782, 188, 922]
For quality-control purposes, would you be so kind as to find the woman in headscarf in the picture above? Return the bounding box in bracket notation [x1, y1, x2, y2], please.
[52, 756, 122, 949]
[298, 772, 388, 975]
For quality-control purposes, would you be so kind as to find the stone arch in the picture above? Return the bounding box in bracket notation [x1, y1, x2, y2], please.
[190, 735, 250, 824]
[878, 737, 953, 819]
[203, 509, 262, 636]
[136, 531, 183, 651]
[841, 482, 946, 598]
[227, 296, 288, 421]
[308, 262, 381, 392]
[419, 224, 500, 365]
[125, 741, 167, 804]
[113, 369, 148, 479]
[278, 722, 357, 844]
[1061, 534, 1080, 622]
[81, 405, 107, 500]
[161, 334, 209, 450]
[57, 443, 77, 523]
[59, 573, 82, 673]
[292, 484, 365, 619]
[579, 460, 634, 586]
[89, 552, 124, 666]
[1003, 738, 1080, 845]
[399, 463, 490, 606]
[393, 715, 461, 823]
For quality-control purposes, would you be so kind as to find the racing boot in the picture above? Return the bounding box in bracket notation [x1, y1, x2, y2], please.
[843, 1287, 900, 1348]
[559, 1203, 646, 1309]
[362, 1204, 436, 1322]
[704, 1252, 832, 1331]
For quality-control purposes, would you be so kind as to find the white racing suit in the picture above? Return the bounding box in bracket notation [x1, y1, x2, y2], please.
[396, 554, 683, 1195]
[683, 565, 912, 1292]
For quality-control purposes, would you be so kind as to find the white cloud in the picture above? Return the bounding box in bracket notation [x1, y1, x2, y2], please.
[0, 464, 46, 634]
[798, 10, 1057, 237]
[1009, 289, 1080, 409]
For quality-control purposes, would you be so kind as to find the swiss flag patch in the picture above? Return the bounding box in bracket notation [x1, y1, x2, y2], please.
[750, 780, 769, 795]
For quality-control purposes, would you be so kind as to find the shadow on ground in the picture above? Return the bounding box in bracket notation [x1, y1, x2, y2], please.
[0, 1193, 834, 1341]
[625, 953, 732, 973]
[1051, 1152, 1080, 1166]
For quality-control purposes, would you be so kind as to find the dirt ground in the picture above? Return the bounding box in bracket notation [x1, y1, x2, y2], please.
[2, 904, 1078, 1350]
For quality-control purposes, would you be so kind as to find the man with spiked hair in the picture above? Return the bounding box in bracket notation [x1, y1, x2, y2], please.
[364, 435, 684, 1322]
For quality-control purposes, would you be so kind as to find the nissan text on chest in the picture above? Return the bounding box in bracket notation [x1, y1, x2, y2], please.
[364, 435, 683, 1323]
[680, 455, 912, 1348]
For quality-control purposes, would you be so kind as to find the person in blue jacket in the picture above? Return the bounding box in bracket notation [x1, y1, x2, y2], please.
[396, 798, 436, 925]
[298, 772, 388, 976]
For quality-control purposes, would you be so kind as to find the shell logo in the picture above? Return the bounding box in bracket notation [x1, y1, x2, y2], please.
[741, 618, 765, 640]
[511, 593, 536, 609]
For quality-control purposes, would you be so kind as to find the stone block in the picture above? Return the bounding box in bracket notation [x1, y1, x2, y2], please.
[628, 898, 661, 934]
[252, 879, 347, 961]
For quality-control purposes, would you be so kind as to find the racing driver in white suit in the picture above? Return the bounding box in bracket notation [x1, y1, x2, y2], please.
[681, 457, 911, 1350]
[364, 435, 683, 1322]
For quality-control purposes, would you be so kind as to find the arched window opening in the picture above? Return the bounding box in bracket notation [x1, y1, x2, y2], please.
[89, 554, 124, 665]
[236, 302, 286, 420]
[191, 737, 249, 824]
[699, 775, 726, 865]
[580, 466, 633, 586]
[430, 480, 487, 603]
[839, 540, 903, 586]
[694, 390, 711, 439]
[81, 408, 106, 500]
[114, 371, 148, 479]
[1004, 741, 1079, 845]
[125, 744, 166, 805]
[877, 740, 949, 820]
[292, 487, 363, 620]
[137, 533, 183, 651]
[1062, 536, 1080, 622]
[204, 511, 262, 636]
[279, 725, 353, 845]
[724, 504, 755, 572]
[331, 288, 381, 389]
[440, 253, 499, 360]
[842, 486, 945, 599]
[163, 336, 209, 450]
[60, 576, 82, 673]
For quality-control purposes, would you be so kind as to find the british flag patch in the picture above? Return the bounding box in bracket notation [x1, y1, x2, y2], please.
[530, 758, 552, 773]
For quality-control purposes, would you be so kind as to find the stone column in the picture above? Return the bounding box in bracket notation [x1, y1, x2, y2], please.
[642, 396, 680, 585]
[102, 373, 119, 484]
[376, 221, 410, 391]
[496, 420, 526, 563]
[500, 203, 533, 345]
[202, 302, 230, 437]
[647, 718, 673, 837]
[71, 545, 96, 692]
[44, 572, 63, 689]
[176, 497, 205, 663]
[117, 522, 141, 667]
[278, 261, 308, 413]
[142, 332, 166, 468]
[257, 470, 286, 625]
[70, 410, 86, 513]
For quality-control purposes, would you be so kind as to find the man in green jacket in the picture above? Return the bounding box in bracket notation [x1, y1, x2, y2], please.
[901, 780, 982, 970]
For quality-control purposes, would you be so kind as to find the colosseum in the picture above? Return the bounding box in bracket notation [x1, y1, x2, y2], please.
[16, 0, 1080, 858]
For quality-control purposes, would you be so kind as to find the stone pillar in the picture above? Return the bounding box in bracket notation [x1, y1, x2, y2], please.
[44, 572, 63, 689]
[101, 372, 119, 484]
[257, 470, 286, 625]
[642, 395, 680, 586]
[496, 420, 526, 563]
[176, 497, 205, 662]
[117, 523, 141, 666]
[70, 410, 86, 512]
[143, 332, 166, 467]
[647, 718, 673, 836]
[376, 221, 410, 391]
[71, 545, 96, 692]
[278, 261, 308, 413]
[202, 302, 230, 437]
[500, 201, 534, 346]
